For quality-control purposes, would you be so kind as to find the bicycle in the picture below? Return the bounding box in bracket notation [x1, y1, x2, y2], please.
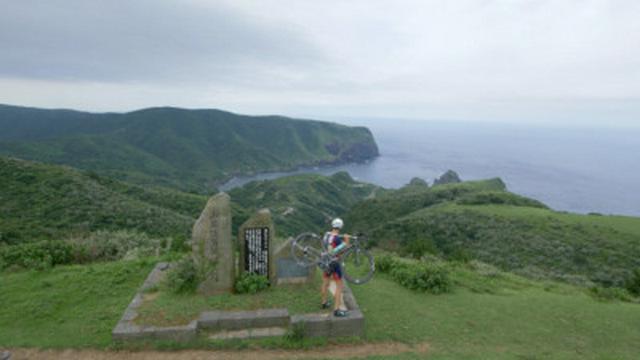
[291, 232, 375, 285]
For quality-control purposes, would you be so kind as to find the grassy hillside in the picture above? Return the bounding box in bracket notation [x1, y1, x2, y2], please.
[3, 152, 638, 287]
[2, 256, 639, 358]
[2, 163, 640, 357]
[0, 259, 156, 348]
[229, 171, 381, 237]
[0, 157, 377, 246]
[0, 156, 205, 244]
[346, 180, 640, 287]
[0, 104, 379, 191]
[354, 266, 640, 359]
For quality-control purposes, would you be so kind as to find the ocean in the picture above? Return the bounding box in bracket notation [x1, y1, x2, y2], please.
[220, 119, 640, 217]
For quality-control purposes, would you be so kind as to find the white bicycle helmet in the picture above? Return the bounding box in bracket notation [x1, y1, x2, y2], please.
[331, 218, 344, 229]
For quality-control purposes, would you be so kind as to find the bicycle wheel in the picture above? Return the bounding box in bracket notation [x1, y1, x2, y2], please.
[342, 247, 375, 285]
[291, 232, 323, 267]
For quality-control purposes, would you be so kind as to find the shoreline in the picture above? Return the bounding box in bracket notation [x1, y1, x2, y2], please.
[217, 157, 379, 192]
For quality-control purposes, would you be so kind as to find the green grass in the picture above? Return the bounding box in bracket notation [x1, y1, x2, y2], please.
[466, 204, 640, 237]
[353, 269, 640, 359]
[2, 258, 640, 359]
[0, 259, 155, 348]
[136, 274, 323, 326]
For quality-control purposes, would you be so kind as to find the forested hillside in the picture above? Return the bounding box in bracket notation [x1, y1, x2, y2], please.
[0, 156, 204, 244]
[3, 153, 639, 289]
[0, 157, 377, 245]
[0, 104, 379, 191]
[229, 171, 380, 237]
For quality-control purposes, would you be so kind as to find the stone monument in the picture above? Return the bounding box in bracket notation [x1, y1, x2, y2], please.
[273, 237, 316, 285]
[192, 192, 234, 295]
[238, 209, 276, 283]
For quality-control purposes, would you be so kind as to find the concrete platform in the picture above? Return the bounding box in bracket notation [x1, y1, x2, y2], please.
[112, 262, 366, 343]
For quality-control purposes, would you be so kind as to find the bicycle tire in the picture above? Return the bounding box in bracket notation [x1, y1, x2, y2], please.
[342, 247, 375, 285]
[291, 232, 323, 267]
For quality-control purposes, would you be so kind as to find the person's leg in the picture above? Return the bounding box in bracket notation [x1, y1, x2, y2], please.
[321, 274, 330, 304]
[334, 278, 344, 311]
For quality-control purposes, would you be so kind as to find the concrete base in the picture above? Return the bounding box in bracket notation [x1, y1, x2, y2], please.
[198, 309, 290, 331]
[112, 262, 365, 343]
[208, 327, 288, 340]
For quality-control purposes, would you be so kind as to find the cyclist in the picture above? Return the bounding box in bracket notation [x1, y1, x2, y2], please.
[320, 218, 350, 317]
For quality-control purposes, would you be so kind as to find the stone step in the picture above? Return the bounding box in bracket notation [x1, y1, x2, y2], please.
[207, 326, 288, 340]
[198, 309, 290, 331]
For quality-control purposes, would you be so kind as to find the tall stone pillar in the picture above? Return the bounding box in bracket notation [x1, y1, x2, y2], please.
[192, 192, 234, 295]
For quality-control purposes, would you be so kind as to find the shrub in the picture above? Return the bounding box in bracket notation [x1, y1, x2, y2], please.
[376, 254, 451, 294]
[165, 257, 200, 294]
[589, 286, 634, 302]
[457, 191, 548, 208]
[375, 254, 397, 273]
[0, 230, 174, 272]
[68, 230, 171, 262]
[235, 272, 270, 294]
[390, 262, 450, 294]
[625, 268, 640, 296]
[403, 237, 436, 259]
[468, 260, 501, 277]
[446, 247, 473, 263]
[0, 240, 77, 271]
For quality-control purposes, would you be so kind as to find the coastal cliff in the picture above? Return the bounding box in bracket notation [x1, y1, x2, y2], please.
[0, 104, 379, 192]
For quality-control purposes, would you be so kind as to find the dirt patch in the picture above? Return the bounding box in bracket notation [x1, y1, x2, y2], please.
[142, 292, 159, 302]
[9, 341, 428, 360]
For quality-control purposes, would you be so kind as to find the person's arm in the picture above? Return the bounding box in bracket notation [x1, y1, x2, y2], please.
[331, 235, 350, 254]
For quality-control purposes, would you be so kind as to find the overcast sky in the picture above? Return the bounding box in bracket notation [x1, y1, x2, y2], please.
[1, 0, 639, 125]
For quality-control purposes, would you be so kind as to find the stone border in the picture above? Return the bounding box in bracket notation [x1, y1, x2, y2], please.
[112, 262, 198, 342]
[198, 309, 290, 331]
[112, 263, 365, 342]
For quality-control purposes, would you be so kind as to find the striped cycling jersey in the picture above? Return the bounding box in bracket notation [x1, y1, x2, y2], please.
[323, 231, 344, 251]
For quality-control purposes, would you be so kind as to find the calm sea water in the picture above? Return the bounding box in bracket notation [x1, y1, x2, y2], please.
[220, 119, 640, 217]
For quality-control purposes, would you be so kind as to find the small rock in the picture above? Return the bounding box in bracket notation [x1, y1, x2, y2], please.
[1, 350, 11, 360]
[433, 170, 461, 185]
[408, 177, 429, 187]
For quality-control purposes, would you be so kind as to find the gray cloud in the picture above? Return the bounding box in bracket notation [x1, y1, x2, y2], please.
[0, 0, 639, 125]
[0, 0, 321, 84]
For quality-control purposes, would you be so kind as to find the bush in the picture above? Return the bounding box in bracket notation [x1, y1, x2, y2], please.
[390, 262, 450, 294]
[457, 191, 548, 209]
[468, 260, 501, 277]
[589, 286, 634, 302]
[165, 257, 200, 294]
[446, 247, 472, 263]
[375, 254, 396, 273]
[625, 268, 640, 296]
[376, 254, 451, 294]
[235, 272, 270, 294]
[68, 230, 171, 262]
[0, 240, 77, 271]
[0, 230, 174, 272]
[403, 237, 436, 259]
